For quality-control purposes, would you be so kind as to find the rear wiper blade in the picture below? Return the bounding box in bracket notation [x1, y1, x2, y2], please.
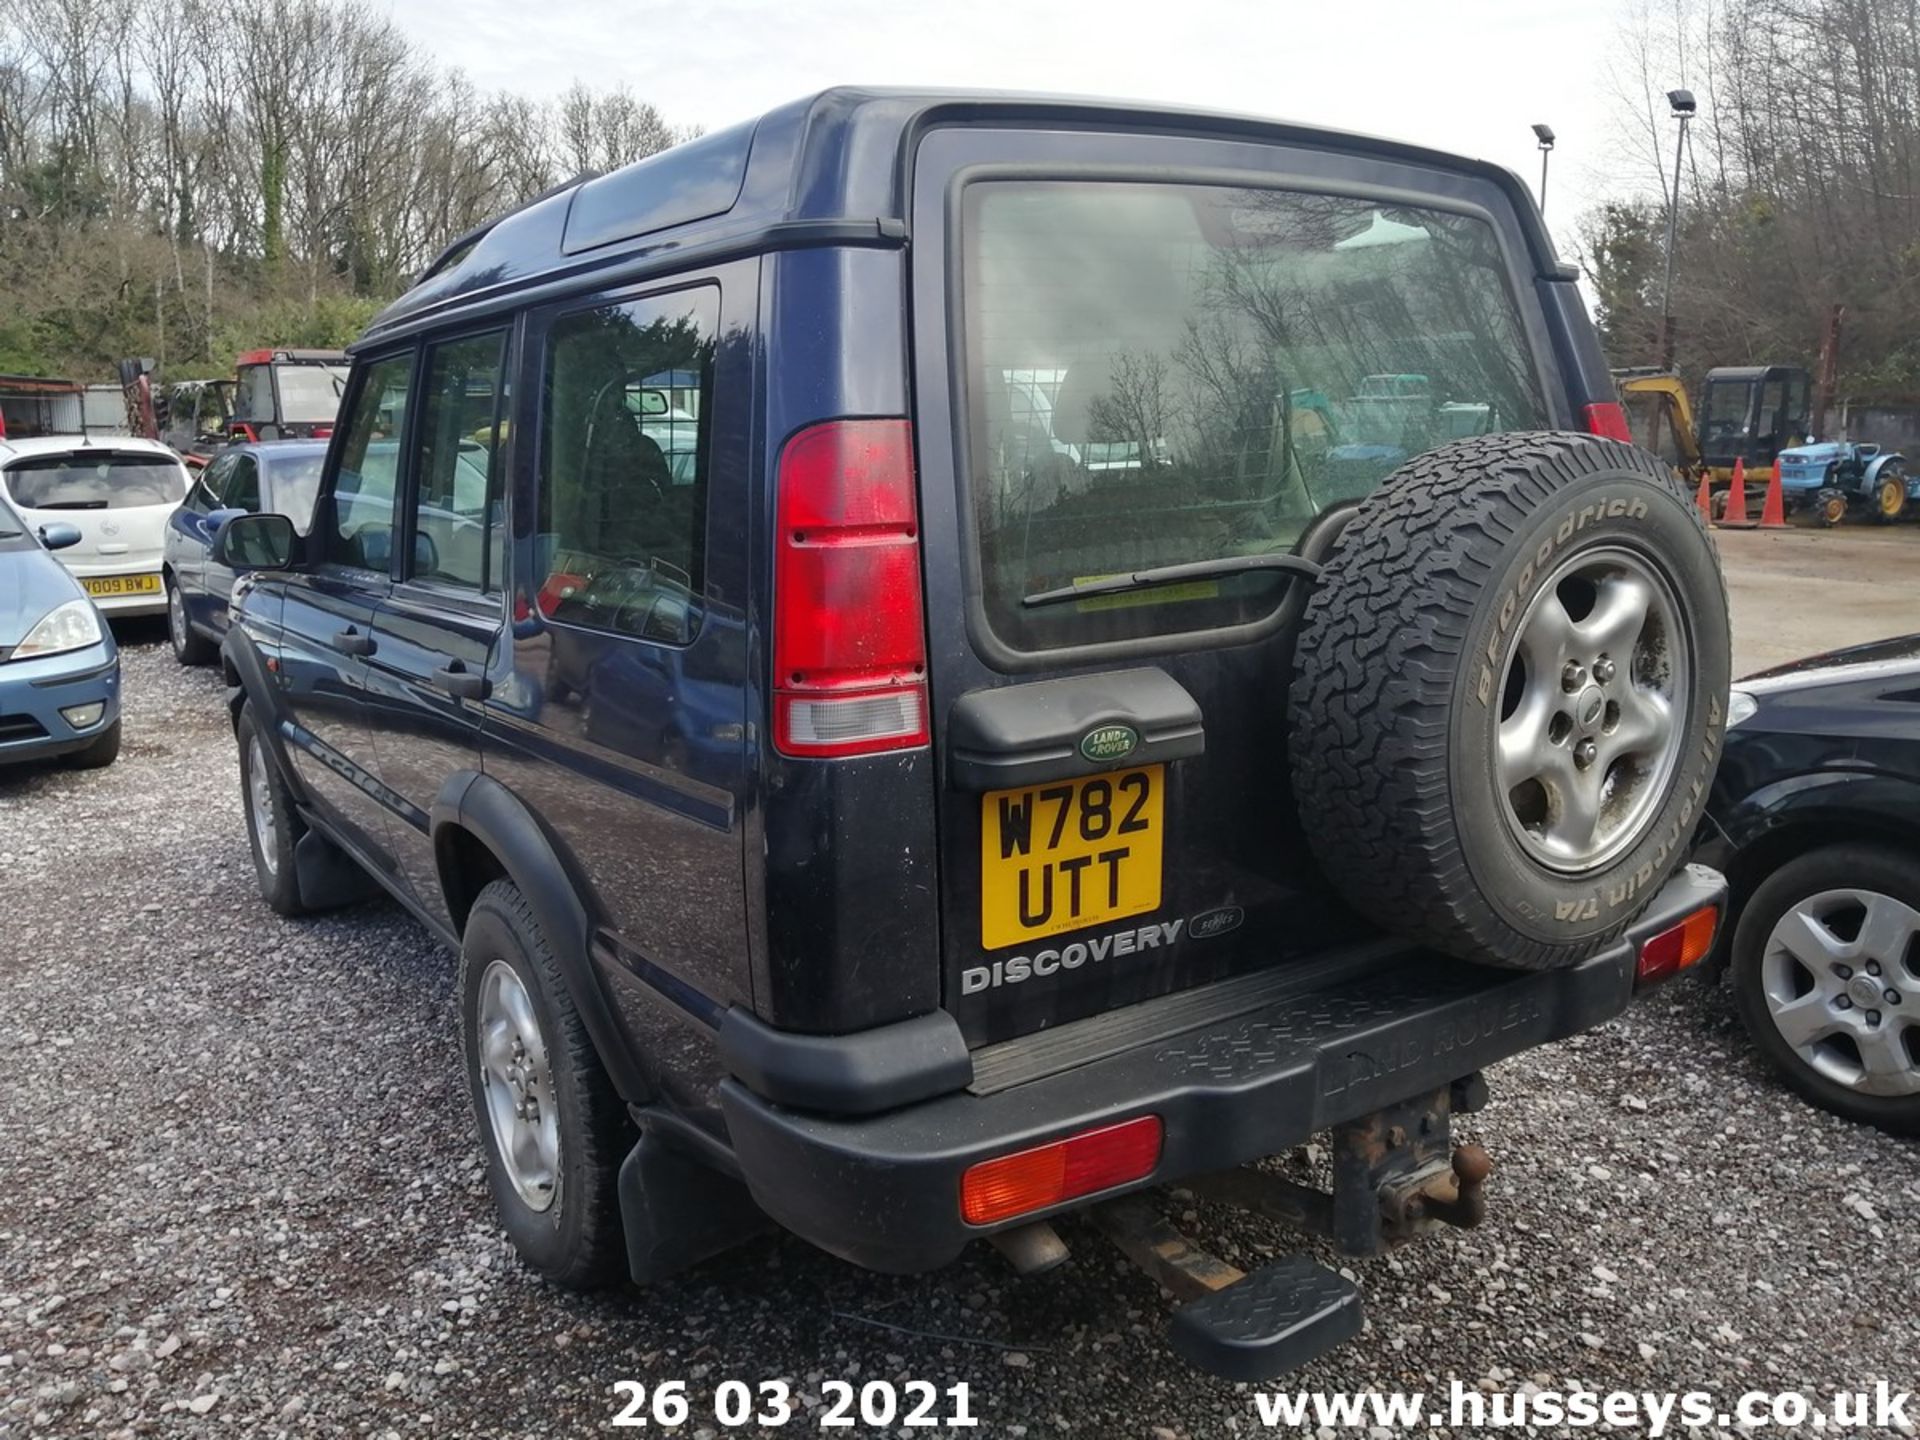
[1022, 553, 1322, 609]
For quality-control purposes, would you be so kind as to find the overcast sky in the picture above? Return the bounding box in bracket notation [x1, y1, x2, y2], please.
[387, 0, 1662, 262]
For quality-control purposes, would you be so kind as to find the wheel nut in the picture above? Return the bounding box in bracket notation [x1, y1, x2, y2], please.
[1836, 996, 1853, 1010]
[1866, 1010, 1881, 1026]
[1562, 662, 1588, 692]
[1866, 961, 1881, 976]
[1574, 738, 1598, 768]
[1593, 656, 1616, 683]
[1835, 964, 1852, 980]
[1888, 990, 1903, 1005]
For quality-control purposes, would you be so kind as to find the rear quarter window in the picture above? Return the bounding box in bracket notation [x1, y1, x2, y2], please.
[960, 180, 1551, 653]
[4, 454, 187, 510]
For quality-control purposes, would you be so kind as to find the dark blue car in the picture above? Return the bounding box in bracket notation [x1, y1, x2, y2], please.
[163, 440, 328, 665]
[0, 499, 121, 768]
[208, 89, 1735, 1380]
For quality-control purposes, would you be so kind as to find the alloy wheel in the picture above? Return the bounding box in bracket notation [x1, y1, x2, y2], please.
[246, 735, 278, 878]
[1761, 888, 1920, 1098]
[1494, 547, 1690, 874]
[476, 960, 561, 1212]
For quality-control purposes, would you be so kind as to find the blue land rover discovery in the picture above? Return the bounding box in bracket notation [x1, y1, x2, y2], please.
[211, 88, 1731, 1379]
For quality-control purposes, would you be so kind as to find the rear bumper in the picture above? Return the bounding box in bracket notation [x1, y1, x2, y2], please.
[720, 864, 1725, 1273]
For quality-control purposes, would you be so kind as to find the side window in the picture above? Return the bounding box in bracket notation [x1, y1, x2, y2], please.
[534, 287, 716, 644]
[222, 455, 261, 513]
[327, 353, 413, 572]
[182, 457, 225, 515]
[409, 331, 508, 591]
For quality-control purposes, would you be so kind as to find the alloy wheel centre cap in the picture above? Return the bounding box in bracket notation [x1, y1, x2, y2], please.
[1848, 974, 1882, 1008]
[1577, 685, 1606, 731]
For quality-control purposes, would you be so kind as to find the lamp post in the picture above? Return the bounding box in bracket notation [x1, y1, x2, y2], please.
[1532, 123, 1555, 213]
[1659, 88, 1696, 370]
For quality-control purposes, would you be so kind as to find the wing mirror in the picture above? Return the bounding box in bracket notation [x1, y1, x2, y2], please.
[212, 512, 299, 570]
[205, 505, 249, 535]
[37, 522, 83, 552]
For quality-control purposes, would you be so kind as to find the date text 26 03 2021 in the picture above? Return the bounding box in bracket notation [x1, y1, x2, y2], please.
[613, 1379, 978, 1429]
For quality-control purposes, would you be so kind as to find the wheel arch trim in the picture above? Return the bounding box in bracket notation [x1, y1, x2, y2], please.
[1714, 769, 1920, 941]
[220, 627, 305, 795]
[431, 770, 650, 1105]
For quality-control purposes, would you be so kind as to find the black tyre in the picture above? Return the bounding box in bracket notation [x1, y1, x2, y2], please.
[64, 719, 121, 770]
[1729, 845, 1920, 1134]
[237, 704, 308, 915]
[459, 879, 631, 1288]
[166, 575, 216, 665]
[1290, 434, 1731, 969]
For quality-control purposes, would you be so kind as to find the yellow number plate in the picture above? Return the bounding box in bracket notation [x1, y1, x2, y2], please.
[81, 574, 160, 597]
[980, 765, 1164, 951]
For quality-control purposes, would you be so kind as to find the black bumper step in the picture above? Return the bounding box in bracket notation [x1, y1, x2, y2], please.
[1170, 1255, 1364, 1381]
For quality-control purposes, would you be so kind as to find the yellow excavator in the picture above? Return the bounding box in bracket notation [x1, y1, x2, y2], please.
[1614, 365, 1812, 489]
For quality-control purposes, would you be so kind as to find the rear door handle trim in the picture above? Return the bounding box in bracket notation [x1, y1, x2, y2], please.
[330, 627, 375, 657]
[433, 662, 491, 702]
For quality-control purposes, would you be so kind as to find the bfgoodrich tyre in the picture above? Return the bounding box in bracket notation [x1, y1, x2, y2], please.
[1289, 433, 1731, 970]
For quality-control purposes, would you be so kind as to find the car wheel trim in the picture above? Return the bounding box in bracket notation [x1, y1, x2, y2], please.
[246, 735, 279, 878]
[1494, 545, 1689, 875]
[168, 583, 188, 650]
[1761, 887, 1920, 1098]
[476, 959, 561, 1213]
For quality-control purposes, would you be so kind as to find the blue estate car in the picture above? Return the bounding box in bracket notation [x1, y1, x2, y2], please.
[163, 441, 328, 665]
[0, 499, 121, 769]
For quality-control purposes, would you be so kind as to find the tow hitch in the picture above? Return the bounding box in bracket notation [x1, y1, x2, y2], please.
[1089, 1078, 1492, 1379]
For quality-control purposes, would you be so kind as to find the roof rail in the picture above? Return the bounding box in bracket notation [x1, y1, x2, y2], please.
[415, 172, 601, 285]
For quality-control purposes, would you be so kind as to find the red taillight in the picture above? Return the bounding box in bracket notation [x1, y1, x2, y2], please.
[231, 422, 258, 443]
[772, 419, 928, 757]
[960, 1116, 1163, 1226]
[1635, 905, 1720, 988]
[312, 424, 333, 439]
[1584, 401, 1634, 443]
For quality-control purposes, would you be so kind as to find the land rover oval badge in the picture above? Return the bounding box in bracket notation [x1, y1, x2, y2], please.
[1080, 723, 1139, 764]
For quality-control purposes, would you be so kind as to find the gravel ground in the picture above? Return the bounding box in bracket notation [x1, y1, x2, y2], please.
[2, 625, 1916, 1439]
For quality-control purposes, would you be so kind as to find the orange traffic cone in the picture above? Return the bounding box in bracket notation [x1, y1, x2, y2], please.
[1719, 458, 1756, 528]
[1758, 459, 1787, 528]
[1695, 472, 1713, 523]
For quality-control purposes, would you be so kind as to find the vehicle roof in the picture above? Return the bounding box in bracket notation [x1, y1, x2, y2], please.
[236, 348, 350, 366]
[228, 439, 331, 460]
[1705, 366, 1804, 382]
[0, 435, 185, 464]
[366, 85, 1565, 347]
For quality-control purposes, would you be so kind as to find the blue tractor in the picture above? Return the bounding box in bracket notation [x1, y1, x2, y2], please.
[1775, 438, 1915, 526]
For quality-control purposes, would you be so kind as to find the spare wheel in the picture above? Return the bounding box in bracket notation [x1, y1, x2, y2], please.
[1288, 433, 1731, 970]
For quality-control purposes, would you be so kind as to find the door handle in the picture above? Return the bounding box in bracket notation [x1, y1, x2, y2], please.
[433, 662, 491, 702]
[330, 627, 375, 657]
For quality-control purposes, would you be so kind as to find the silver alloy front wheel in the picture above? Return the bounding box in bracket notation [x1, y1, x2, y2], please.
[1761, 888, 1920, 1098]
[1494, 547, 1690, 874]
[476, 959, 561, 1212]
[246, 735, 279, 878]
[168, 583, 188, 651]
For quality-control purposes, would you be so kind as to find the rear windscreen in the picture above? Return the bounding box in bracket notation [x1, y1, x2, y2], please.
[4, 454, 186, 510]
[961, 181, 1551, 652]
